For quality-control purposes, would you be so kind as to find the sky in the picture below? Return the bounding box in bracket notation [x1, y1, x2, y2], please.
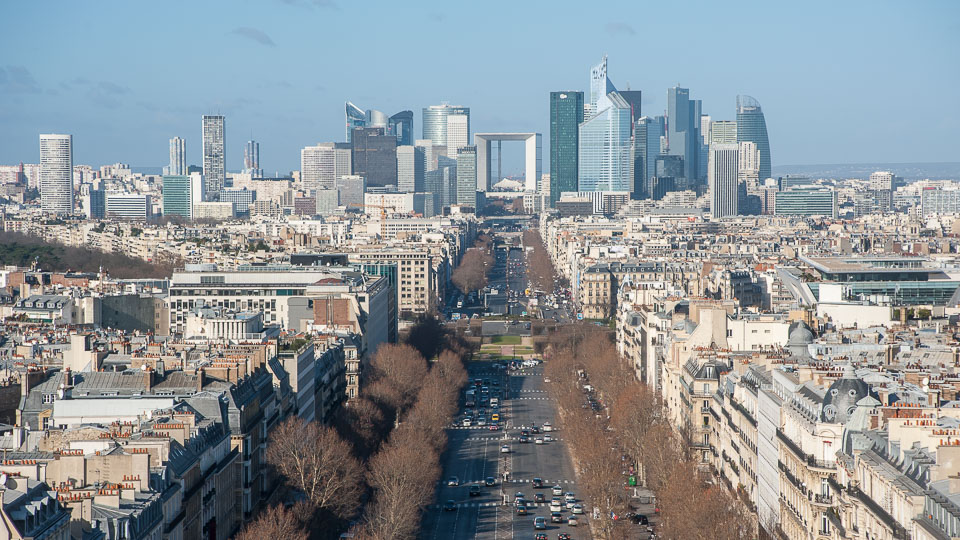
[1, 0, 958, 175]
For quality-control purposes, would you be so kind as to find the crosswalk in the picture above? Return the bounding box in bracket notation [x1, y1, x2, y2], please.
[517, 389, 547, 393]
[429, 501, 500, 509]
[515, 397, 550, 400]
[463, 436, 564, 442]
[441, 478, 577, 487]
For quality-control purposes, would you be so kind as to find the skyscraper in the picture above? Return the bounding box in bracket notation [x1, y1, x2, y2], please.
[397, 145, 425, 192]
[168, 136, 186, 176]
[202, 115, 225, 197]
[345, 102, 366, 142]
[388, 111, 414, 146]
[666, 86, 702, 183]
[736, 95, 771, 181]
[634, 116, 664, 199]
[162, 175, 195, 219]
[446, 114, 469, 156]
[422, 104, 469, 148]
[455, 146, 477, 207]
[39, 134, 73, 214]
[351, 127, 398, 188]
[550, 91, 584, 207]
[578, 58, 633, 193]
[709, 121, 737, 145]
[301, 143, 352, 193]
[243, 140, 261, 177]
[709, 143, 738, 218]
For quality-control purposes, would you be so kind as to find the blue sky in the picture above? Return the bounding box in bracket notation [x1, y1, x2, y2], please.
[1, 0, 957, 174]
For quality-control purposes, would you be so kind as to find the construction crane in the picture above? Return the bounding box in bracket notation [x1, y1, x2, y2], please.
[347, 203, 393, 219]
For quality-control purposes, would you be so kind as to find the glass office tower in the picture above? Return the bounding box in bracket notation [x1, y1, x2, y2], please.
[550, 91, 584, 206]
[422, 104, 470, 148]
[345, 102, 366, 143]
[578, 92, 633, 193]
[389, 111, 414, 146]
[736, 95, 772, 181]
[635, 116, 664, 199]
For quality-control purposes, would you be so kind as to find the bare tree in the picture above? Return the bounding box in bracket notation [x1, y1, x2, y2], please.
[368, 343, 428, 414]
[333, 396, 390, 460]
[265, 417, 364, 520]
[364, 435, 440, 540]
[234, 504, 308, 540]
[452, 248, 493, 294]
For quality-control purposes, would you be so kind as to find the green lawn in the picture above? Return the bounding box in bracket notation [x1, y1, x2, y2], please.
[490, 335, 522, 345]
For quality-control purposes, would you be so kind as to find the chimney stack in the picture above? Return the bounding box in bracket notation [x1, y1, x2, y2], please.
[196, 368, 204, 392]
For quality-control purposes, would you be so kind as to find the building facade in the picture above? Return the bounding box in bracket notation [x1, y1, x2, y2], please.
[550, 91, 584, 206]
[39, 134, 74, 214]
[202, 115, 226, 197]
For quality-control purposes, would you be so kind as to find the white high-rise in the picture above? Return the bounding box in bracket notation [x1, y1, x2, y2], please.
[709, 120, 737, 145]
[446, 114, 469, 156]
[301, 143, 352, 193]
[738, 141, 760, 186]
[168, 136, 186, 176]
[202, 115, 225, 197]
[39, 134, 74, 214]
[709, 143, 739, 218]
[397, 145, 424, 192]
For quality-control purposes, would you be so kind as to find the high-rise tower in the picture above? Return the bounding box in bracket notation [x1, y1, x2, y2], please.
[168, 136, 186, 176]
[422, 105, 470, 148]
[578, 58, 633, 193]
[202, 115, 225, 197]
[709, 143, 738, 218]
[39, 134, 73, 214]
[550, 91, 584, 206]
[736, 95, 771, 181]
[243, 140, 261, 177]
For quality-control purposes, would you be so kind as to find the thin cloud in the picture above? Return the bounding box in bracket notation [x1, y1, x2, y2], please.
[231, 27, 276, 46]
[0, 66, 41, 94]
[605, 22, 636, 36]
[87, 81, 130, 109]
[313, 0, 339, 9]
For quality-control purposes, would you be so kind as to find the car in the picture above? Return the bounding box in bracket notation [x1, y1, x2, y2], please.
[551, 512, 563, 523]
[549, 499, 562, 512]
[517, 505, 528, 515]
[572, 504, 584, 514]
[531, 425, 541, 434]
[568, 515, 579, 526]
[447, 477, 460, 486]
[443, 499, 456, 511]
[521, 429, 531, 437]
[535, 493, 545, 503]
[462, 419, 472, 427]
[564, 492, 576, 502]
[491, 414, 500, 422]
[558, 534, 572, 540]
[566, 499, 576, 509]
[535, 534, 548, 540]
[627, 512, 647, 524]
[544, 377, 551, 383]
[485, 476, 496, 486]
[535, 437, 544, 445]
[477, 418, 487, 426]
[469, 485, 481, 497]
[515, 491, 525, 502]
[552, 485, 563, 495]
[543, 422, 553, 432]
[534, 517, 547, 530]
[533, 477, 544, 488]
[500, 444, 510, 453]
[489, 424, 499, 431]
[544, 434, 553, 442]
[519, 435, 530, 443]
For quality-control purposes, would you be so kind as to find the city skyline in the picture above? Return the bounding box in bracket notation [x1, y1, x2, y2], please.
[1, 1, 957, 172]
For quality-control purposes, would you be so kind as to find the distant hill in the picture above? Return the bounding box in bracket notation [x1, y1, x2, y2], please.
[772, 162, 960, 181]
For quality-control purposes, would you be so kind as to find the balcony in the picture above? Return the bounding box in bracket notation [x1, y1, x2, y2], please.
[776, 429, 836, 470]
[730, 399, 758, 427]
[812, 493, 833, 506]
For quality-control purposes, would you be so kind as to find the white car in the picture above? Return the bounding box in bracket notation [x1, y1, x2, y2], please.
[500, 445, 510, 454]
[552, 485, 563, 496]
[566, 499, 576, 509]
[543, 423, 553, 432]
[447, 477, 460, 486]
[572, 503, 584, 514]
[534, 437, 544, 445]
[544, 434, 552, 442]
[564, 492, 576, 502]
[549, 500, 562, 512]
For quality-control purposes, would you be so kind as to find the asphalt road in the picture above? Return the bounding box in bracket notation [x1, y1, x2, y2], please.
[420, 362, 590, 540]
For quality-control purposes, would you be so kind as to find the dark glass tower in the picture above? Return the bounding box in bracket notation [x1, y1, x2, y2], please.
[389, 111, 414, 146]
[737, 95, 772, 181]
[351, 127, 398, 187]
[549, 91, 584, 207]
